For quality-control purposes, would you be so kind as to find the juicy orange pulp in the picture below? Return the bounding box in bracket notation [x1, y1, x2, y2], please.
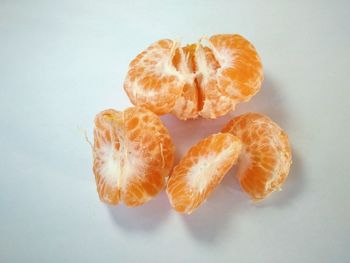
[124, 34, 263, 120]
[93, 107, 175, 206]
[222, 113, 292, 201]
[166, 133, 242, 214]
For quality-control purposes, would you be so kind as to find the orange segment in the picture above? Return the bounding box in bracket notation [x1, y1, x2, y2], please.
[93, 107, 175, 206]
[124, 39, 186, 115]
[166, 133, 242, 214]
[222, 113, 292, 201]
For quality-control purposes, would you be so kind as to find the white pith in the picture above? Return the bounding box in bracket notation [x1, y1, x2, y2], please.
[128, 40, 198, 103]
[97, 142, 122, 187]
[237, 147, 251, 181]
[265, 152, 283, 191]
[158, 43, 179, 77]
[198, 37, 235, 73]
[187, 147, 234, 193]
[96, 124, 144, 191]
[193, 38, 239, 118]
[132, 81, 159, 99]
[194, 44, 212, 85]
[174, 43, 196, 83]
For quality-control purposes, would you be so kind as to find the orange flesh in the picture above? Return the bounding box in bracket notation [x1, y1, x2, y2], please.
[124, 40, 184, 115]
[222, 113, 292, 200]
[93, 107, 175, 206]
[124, 34, 263, 119]
[166, 133, 242, 214]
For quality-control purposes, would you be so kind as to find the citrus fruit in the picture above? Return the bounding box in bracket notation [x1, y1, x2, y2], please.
[93, 107, 175, 206]
[166, 133, 242, 214]
[124, 34, 263, 119]
[222, 113, 292, 201]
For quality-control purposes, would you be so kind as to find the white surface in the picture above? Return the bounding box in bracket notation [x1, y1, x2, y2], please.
[1, 1, 349, 262]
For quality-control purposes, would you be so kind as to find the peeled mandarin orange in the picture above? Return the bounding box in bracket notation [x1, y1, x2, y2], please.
[124, 39, 191, 115]
[222, 113, 292, 201]
[124, 34, 263, 120]
[93, 107, 175, 206]
[166, 133, 242, 214]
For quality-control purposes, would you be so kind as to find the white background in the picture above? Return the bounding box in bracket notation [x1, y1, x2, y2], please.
[1, 1, 349, 262]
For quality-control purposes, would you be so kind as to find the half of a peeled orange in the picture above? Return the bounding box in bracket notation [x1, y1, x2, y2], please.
[93, 107, 175, 206]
